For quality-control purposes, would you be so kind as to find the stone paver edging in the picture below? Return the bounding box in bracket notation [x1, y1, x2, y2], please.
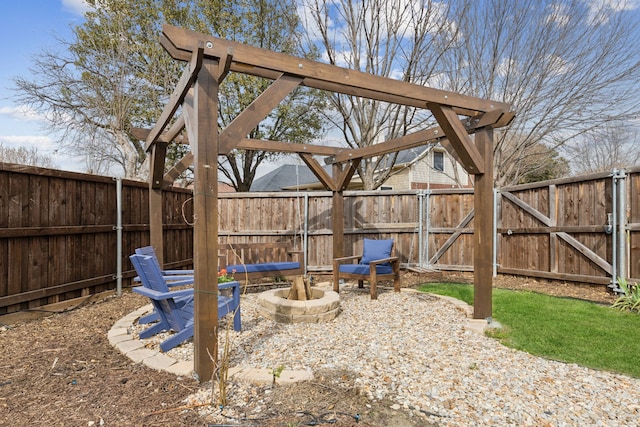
[108, 287, 488, 381]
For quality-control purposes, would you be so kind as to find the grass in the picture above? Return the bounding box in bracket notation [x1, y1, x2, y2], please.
[418, 283, 640, 378]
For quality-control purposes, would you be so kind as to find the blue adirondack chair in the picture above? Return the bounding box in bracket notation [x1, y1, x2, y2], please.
[135, 246, 194, 278]
[130, 254, 241, 352]
[133, 246, 194, 324]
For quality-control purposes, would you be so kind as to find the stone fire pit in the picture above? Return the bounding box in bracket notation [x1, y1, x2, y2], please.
[257, 287, 340, 323]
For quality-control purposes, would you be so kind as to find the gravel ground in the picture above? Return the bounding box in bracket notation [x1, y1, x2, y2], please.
[134, 283, 640, 426]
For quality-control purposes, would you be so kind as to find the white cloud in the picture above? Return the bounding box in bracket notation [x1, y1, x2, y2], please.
[0, 105, 46, 122]
[584, 0, 640, 24]
[61, 0, 91, 15]
[0, 135, 52, 145]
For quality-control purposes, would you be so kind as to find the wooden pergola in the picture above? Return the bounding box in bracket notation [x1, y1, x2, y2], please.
[137, 25, 514, 380]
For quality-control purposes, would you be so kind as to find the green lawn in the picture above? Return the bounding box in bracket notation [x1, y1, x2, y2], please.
[418, 283, 640, 378]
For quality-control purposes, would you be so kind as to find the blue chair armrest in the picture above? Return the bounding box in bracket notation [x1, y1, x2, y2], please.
[368, 257, 398, 265]
[132, 286, 194, 301]
[162, 269, 194, 275]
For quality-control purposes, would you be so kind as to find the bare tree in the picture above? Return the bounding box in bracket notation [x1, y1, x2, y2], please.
[440, 0, 640, 186]
[564, 122, 640, 174]
[0, 144, 56, 168]
[299, 0, 463, 189]
[13, 0, 182, 178]
[300, 0, 640, 188]
[12, 0, 326, 187]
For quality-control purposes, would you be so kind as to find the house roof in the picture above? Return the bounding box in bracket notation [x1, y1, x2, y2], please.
[250, 164, 330, 191]
[250, 147, 440, 191]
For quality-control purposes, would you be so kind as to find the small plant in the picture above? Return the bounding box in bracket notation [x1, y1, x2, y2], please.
[269, 364, 285, 386]
[611, 278, 640, 313]
[217, 268, 236, 283]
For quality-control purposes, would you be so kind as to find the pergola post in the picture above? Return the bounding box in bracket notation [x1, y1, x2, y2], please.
[149, 189, 164, 264]
[189, 56, 221, 380]
[473, 127, 494, 319]
[332, 191, 345, 260]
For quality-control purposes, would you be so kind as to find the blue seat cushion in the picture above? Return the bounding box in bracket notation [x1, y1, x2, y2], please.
[360, 238, 394, 266]
[227, 262, 300, 274]
[339, 263, 393, 275]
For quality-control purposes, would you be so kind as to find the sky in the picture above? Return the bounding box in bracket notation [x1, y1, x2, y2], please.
[0, 0, 89, 172]
[2, 0, 639, 176]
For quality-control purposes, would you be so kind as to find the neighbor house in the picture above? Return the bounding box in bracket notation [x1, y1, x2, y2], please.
[250, 145, 470, 191]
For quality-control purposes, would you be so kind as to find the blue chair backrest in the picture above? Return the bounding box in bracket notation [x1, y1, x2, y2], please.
[135, 246, 164, 272]
[360, 238, 394, 266]
[130, 254, 170, 293]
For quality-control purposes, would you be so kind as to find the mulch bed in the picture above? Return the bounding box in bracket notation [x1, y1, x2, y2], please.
[0, 272, 618, 426]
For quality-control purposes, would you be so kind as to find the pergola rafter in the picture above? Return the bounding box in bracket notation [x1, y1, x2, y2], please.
[135, 24, 515, 380]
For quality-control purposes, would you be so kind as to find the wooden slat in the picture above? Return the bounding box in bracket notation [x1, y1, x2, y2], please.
[498, 268, 611, 285]
[0, 225, 115, 238]
[429, 209, 475, 265]
[497, 226, 607, 234]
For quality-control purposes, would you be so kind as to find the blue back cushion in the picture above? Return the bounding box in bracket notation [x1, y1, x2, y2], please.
[360, 238, 393, 265]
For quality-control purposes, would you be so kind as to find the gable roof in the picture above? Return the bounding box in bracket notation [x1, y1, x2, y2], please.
[250, 164, 330, 191]
[250, 147, 438, 192]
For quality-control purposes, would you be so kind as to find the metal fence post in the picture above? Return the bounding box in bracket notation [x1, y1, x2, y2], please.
[616, 169, 627, 287]
[114, 177, 123, 296]
[303, 192, 309, 275]
[493, 187, 499, 277]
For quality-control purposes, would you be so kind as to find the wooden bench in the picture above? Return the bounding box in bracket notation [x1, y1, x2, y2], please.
[219, 242, 303, 281]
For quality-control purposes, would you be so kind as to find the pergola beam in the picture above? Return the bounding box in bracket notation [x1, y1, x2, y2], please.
[161, 25, 510, 115]
[299, 153, 337, 191]
[145, 46, 203, 152]
[429, 102, 485, 175]
[332, 109, 507, 164]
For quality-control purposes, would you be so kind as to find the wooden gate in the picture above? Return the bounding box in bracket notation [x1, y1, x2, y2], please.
[497, 173, 613, 284]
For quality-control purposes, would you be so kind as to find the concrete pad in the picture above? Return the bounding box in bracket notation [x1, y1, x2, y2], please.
[465, 319, 488, 335]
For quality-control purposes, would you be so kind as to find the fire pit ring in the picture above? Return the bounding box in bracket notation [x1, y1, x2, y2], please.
[257, 288, 340, 323]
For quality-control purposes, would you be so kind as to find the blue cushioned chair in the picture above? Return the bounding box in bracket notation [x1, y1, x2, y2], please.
[333, 238, 401, 299]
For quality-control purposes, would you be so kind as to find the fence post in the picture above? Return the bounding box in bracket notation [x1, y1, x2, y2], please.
[493, 187, 499, 278]
[418, 191, 424, 268]
[114, 177, 123, 296]
[303, 192, 309, 274]
[418, 190, 431, 268]
[616, 169, 627, 288]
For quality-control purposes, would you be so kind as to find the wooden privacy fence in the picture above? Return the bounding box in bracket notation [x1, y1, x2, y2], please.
[1, 162, 639, 313]
[0, 163, 194, 315]
[217, 167, 640, 290]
